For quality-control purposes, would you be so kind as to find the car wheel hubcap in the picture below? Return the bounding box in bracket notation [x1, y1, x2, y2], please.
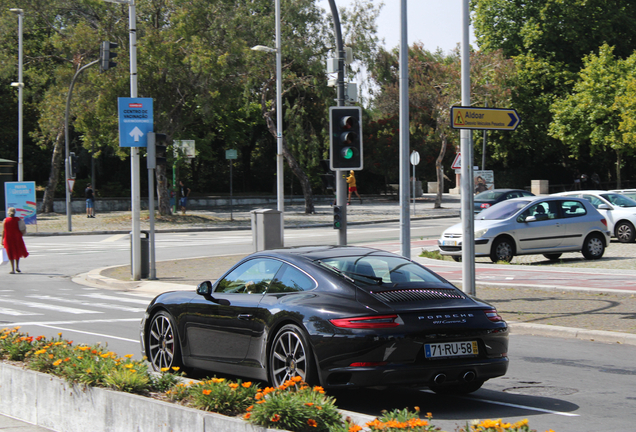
[588, 238, 603, 256]
[148, 315, 175, 371]
[271, 330, 307, 386]
[617, 225, 632, 241]
[497, 243, 512, 261]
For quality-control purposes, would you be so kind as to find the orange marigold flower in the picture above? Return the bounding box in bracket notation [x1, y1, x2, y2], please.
[256, 400, 266, 404]
[202, 389, 212, 395]
[124, 354, 134, 358]
[212, 378, 225, 384]
[292, 376, 303, 383]
[313, 386, 325, 394]
[35, 336, 44, 341]
[307, 419, 317, 427]
[426, 412, 433, 419]
[172, 366, 180, 371]
[160, 367, 170, 372]
[242, 382, 252, 388]
[244, 413, 251, 420]
[53, 359, 63, 366]
[271, 414, 281, 422]
[246, 406, 253, 411]
[228, 383, 239, 389]
[304, 403, 314, 407]
[349, 425, 363, 432]
[255, 393, 263, 400]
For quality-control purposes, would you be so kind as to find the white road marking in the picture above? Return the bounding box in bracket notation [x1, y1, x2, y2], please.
[462, 395, 580, 417]
[81, 293, 151, 305]
[32, 324, 139, 343]
[28, 295, 145, 313]
[0, 307, 43, 316]
[0, 297, 101, 315]
[6, 318, 141, 326]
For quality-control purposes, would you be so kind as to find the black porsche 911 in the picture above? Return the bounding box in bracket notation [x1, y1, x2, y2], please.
[140, 246, 509, 394]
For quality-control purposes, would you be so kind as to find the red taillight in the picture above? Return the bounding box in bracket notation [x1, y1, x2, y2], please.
[601, 218, 608, 227]
[349, 361, 388, 367]
[481, 203, 490, 209]
[484, 309, 503, 322]
[330, 315, 401, 329]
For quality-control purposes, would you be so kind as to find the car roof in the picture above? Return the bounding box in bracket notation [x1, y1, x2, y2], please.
[251, 245, 400, 262]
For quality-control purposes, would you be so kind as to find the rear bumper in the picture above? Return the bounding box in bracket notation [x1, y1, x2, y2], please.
[321, 356, 509, 389]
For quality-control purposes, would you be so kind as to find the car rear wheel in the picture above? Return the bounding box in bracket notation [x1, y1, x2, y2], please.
[490, 237, 514, 263]
[615, 221, 635, 243]
[430, 379, 485, 395]
[582, 233, 605, 260]
[147, 311, 184, 372]
[543, 253, 562, 261]
[269, 324, 316, 387]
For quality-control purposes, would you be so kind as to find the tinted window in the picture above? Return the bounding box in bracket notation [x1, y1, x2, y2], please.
[478, 199, 532, 220]
[475, 190, 505, 200]
[561, 200, 587, 218]
[580, 194, 606, 209]
[319, 256, 445, 286]
[216, 258, 283, 294]
[268, 264, 315, 293]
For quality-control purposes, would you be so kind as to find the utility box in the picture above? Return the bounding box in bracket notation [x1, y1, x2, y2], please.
[251, 209, 283, 251]
[131, 230, 150, 279]
[531, 180, 549, 195]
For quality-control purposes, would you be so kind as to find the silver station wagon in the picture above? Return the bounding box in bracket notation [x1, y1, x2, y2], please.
[438, 196, 611, 263]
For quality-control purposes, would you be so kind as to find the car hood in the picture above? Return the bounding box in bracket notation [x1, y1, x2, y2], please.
[443, 219, 506, 235]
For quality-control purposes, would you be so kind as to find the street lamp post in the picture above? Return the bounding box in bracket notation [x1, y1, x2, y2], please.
[102, 0, 142, 280]
[9, 8, 24, 182]
[252, 0, 284, 247]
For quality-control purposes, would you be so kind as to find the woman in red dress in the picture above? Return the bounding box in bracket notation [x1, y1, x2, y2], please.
[2, 207, 29, 274]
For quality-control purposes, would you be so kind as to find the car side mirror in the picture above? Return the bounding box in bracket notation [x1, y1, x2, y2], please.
[598, 204, 611, 210]
[523, 215, 537, 223]
[197, 281, 213, 296]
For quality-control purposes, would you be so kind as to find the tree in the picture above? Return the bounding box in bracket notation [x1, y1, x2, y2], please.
[550, 45, 636, 188]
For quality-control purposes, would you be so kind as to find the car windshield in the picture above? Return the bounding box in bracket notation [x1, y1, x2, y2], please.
[599, 193, 636, 208]
[317, 255, 445, 286]
[475, 190, 505, 201]
[477, 199, 532, 220]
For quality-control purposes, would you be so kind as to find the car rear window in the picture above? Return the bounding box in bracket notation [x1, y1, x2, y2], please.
[561, 200, 587, 217]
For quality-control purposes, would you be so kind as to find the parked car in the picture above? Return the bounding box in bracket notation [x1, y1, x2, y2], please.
[438, 196, 610, 263]
[553, 190, 636, 242]
[610, 189, 636, 202]
[140, 246, 509, 394]
[473, 189, 534, 214]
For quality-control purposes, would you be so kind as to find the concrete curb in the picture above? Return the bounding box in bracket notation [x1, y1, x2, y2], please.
[0, 363, 376, 432]
[508, 322, 636, 346]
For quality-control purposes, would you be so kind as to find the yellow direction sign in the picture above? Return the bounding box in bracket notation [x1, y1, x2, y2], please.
[451, 106, 520, 131]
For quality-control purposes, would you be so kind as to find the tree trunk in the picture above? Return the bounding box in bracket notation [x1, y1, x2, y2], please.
[434, 131, 448, 209]
[260, 80, 315, 214]
[42, 129, 65, 213]
[616, 150, 622, 189]
[156, 163, 172, 216]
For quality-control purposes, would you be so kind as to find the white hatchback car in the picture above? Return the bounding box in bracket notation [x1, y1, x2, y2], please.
[438, 196, 610, 263]
[553, 190, 636, 243]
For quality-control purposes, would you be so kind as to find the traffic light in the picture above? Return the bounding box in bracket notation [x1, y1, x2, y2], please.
[69, 152, 78, 179]
[333, 205, 343, 229]
[99, 41, 118, 72]
[329, 106, 363, 170]
[147, 132, 168, 169]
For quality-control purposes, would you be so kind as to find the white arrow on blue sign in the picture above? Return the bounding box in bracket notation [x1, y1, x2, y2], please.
[118, 98, 154, 147]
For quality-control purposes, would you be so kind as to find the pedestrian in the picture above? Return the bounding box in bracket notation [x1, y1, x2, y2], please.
[346, 170, 362, 205]
[179, 180, 191, 215]
[2, 207, 29, 274]
[591, 172, 601, 189]
[85, 183, 95, 218]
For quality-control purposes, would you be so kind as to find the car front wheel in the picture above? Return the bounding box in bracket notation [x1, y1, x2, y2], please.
[615, 221, 635, 243]
[269, 324, 316, 387]
[490, 237, 514, 263]
[147, 311, 184, 372]
[582, 233, 605, 260]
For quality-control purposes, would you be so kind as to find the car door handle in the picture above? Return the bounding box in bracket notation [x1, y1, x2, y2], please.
[238, 314, 253, 320]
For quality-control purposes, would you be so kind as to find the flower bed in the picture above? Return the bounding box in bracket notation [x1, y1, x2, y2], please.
[0, 327, 549, 432]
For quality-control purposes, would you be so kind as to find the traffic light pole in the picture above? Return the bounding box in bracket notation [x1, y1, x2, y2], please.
[64, 59, 99, 232]
[327, 0, 347, 246]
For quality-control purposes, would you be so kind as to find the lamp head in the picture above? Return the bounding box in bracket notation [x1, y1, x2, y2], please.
[251, 45, 277, 53]
[9, 8, 24, 15]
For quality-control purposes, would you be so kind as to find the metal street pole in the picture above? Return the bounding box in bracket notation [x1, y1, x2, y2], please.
[103, 0, 141, 279]
[460, 0, 476, 296]
[9, 8, 23, 182]
[275, 0, 284, 246]
[327, 0, 347, 246]
[65, 60, 99, 232]
[399, 0, 410, 258]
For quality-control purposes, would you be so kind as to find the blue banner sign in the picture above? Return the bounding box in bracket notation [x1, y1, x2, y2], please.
[118, 98, 153, 147]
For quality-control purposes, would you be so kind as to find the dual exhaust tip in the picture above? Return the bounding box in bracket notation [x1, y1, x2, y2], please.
[433, 371, 475, 385]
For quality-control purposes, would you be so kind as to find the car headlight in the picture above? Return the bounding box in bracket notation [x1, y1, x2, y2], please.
[475, 228, 488, 238]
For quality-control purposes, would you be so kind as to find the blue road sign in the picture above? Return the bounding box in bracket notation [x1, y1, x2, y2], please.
[118, 98, 153, 147]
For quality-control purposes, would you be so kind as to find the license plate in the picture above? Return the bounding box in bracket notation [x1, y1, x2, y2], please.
[425, 341, 478, 358]
[442, 240, 457, 246]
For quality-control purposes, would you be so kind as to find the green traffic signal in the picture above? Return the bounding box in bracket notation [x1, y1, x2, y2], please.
[342, 147, 354, 159]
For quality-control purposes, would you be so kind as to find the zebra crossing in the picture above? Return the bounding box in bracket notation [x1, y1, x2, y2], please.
[0, 289, 152, 323]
